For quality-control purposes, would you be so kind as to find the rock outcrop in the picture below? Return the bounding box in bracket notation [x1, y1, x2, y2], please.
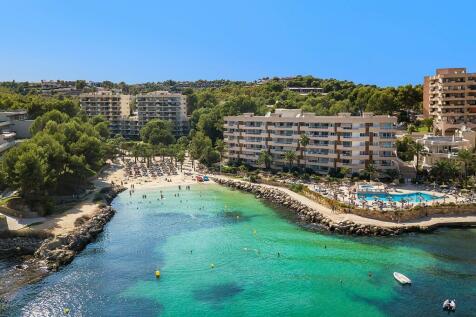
[0, 215, 7, 233]
[33, 205, 116, 271]
[213, 178, 421, 236]
[0, 235, 46, 256]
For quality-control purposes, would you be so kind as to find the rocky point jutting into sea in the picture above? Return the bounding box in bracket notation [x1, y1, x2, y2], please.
[0, 185, 125, 298]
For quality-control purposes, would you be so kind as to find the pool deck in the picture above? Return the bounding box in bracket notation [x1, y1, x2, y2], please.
[214, 176, 476, 230]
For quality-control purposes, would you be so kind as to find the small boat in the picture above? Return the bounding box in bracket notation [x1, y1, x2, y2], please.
[442, 299, 456, 311]
[393, 272, 411, 285]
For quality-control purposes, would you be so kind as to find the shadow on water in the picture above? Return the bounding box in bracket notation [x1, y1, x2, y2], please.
[193, 282, 244, 304]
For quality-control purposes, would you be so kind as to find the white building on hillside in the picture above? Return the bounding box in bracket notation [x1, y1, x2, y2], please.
[0, 111, 33, 154]
[415, 131, 474, 169]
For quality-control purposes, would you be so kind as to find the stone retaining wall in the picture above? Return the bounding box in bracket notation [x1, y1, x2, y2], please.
[301, 187, 476, 222]
[213, 178, 425, 236]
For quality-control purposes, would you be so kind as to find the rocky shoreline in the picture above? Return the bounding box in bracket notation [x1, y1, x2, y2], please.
[0, 185, 125, 298]
[213, 178, 429, 236]
[32, 204, 117, 271]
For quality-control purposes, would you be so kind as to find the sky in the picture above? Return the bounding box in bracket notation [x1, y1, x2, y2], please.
[1, 0, 475, 86]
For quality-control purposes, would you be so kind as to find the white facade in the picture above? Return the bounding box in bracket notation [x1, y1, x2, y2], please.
[0, 111, 33, 154]
[224, 109, 398, 174]
[80, 90, 189, 138]
[135, 91, 188, 136]
[416, 132, 472, 168]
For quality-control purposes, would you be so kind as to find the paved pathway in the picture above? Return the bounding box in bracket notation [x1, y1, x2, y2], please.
[214, 176, 476, 229]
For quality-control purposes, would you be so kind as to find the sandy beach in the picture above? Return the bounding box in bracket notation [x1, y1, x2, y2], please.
[20, 156, 211, 235]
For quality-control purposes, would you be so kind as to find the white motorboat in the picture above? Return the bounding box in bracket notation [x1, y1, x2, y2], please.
[393, 272, 411, 285]
[442, 299, 456, 311]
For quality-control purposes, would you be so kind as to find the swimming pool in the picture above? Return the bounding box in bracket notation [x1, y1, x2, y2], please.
[357, 192, 441, 203]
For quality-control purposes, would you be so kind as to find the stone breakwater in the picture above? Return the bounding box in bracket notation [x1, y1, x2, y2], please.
[213, 178, 428, 236]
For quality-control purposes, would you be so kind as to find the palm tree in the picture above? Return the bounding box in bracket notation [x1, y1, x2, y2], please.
[143, 143, 153, 167]
[189, 148, 199, 171]
[168, 145, 178, 166]
[364, 163, 377, 181]
[176, 150, 186, 172]
[299, 134, 310, 169]
[339, 166, 352, 179]
[430, 159, 460, 184]
[411, 142, 425, 177]
[284, 150, 297, 170]
[238, 164, 247, 176]
[257, 150, 272, 170]
[422, 118, 434, 132]
[132, 143, 141, 163]
[407, 124, 417, 135]
[158, 146, 167, 161]
[215, 139, 226, 173]
[457, 148, 474, 179]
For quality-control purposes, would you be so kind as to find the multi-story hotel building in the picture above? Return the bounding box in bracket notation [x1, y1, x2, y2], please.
[223, 109, 397, 174]
[135, 91, 189, 136]
[80, 90, 132, 136]
[423, 68, 476, 135]
[80, 90, 188, 138]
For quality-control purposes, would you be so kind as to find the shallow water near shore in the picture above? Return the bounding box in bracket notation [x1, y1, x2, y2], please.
[1, 184, 476, 316]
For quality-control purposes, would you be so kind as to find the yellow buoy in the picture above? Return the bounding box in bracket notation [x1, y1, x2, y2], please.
[210, 263, 215, 269]
[63, 307, 70, 315]
[155, 270, 161, 278]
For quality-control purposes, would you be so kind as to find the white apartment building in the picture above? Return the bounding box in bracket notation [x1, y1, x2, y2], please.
[135, 91, 188, 136]
[0, 111, 33, 154]
[80, 90, 189, 139]
[224, 109, 397, 174]
[80, 90, 132, 136]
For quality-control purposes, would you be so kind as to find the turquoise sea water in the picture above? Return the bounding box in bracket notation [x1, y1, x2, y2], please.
[2, 184, 476, 316]
[357, 192, 439, 203]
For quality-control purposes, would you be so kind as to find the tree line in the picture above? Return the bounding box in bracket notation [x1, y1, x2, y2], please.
[0, 109, 116, 214]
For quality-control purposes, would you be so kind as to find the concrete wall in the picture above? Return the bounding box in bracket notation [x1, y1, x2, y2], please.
[11, 120, 33, 139]
[0, 215, 8, 232]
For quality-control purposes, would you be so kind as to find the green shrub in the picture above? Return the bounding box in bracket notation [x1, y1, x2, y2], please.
[289, 184, 304, 193]
[221, 165, 237, 174]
